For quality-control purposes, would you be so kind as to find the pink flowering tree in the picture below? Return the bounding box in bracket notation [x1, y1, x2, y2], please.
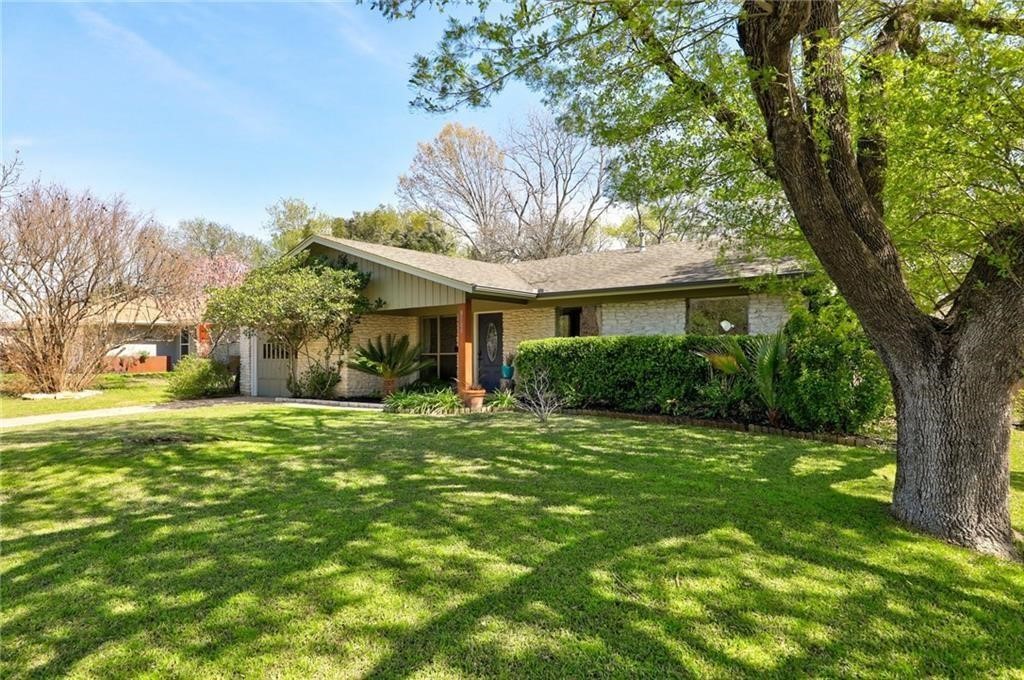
[165, 254, 249, 357]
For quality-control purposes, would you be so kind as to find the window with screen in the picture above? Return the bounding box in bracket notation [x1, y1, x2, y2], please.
[420, 315, 458, 381]
[686, 297, 749, 335]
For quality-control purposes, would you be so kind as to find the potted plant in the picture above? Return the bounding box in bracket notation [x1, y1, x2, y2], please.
[347, 334, 435, 397]
[501, 352, 515, 380]
[462, 383, 487, 410]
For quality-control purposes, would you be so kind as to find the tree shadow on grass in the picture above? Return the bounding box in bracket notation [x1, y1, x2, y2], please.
[2, 409, 1022, 678]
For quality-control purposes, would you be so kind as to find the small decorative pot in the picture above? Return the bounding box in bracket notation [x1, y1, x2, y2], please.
[461, 387, 486, 411]
[501, 365, 514, 380]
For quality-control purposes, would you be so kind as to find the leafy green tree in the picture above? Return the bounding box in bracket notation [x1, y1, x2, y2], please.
[205, 254, 381, 393]
[377, 0, 1024, 557]
[173, 218, 268, 264]
[264, 198, 332, 254]
[332, 205, 457, 254]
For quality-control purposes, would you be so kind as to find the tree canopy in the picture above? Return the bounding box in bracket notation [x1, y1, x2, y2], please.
[333, 205, 458, 254]
[379, 0, 1022, 308]
[173, 218, 268, 264]
[398, 115, 609, 262]
[205, 254, 381, 389]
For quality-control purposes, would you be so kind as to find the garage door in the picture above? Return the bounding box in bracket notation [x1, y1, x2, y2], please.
[257, 342, 292, 397]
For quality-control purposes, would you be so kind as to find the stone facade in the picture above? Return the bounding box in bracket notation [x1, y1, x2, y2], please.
[600, 298, 689, 336]
[338, 315, 419, 397]
[748, 294, 791, 335]
[580, 305, 601, 336]
[501, 308, 556, 359]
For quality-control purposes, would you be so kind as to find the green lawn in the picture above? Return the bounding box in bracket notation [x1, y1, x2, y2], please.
[2, 406, 1021, 679]
[0, 373, 172, 419]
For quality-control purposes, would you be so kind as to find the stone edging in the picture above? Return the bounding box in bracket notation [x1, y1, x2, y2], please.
[563, 409, 888, 449]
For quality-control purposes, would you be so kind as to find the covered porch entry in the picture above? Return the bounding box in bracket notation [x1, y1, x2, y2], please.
[413, 298, 554, 394]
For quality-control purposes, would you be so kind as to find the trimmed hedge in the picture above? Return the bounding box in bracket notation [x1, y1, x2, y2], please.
[516, 314, 891, 433]
[515, 335, 761, 420]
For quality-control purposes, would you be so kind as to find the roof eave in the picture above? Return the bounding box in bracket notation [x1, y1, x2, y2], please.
[534, 270, 807, 300]
[471, 285, 537, 300]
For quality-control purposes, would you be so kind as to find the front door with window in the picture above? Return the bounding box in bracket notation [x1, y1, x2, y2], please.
[476, 313, 503, 391]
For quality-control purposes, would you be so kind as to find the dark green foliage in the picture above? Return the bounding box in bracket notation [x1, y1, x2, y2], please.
[167, 356, 233, 400]
[515, 335, 761, 420]
[383, 387, 464, 414]
[406, 376, 455, 393]
[518, 327, 890, 432]
[347, 334, 435, 381]
[778, 307, 891, 433]
[289, 363, 341, 399]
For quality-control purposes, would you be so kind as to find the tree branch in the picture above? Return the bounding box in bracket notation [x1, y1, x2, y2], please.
[921, 0, 1024, 36]
[610, 0, 777, 178]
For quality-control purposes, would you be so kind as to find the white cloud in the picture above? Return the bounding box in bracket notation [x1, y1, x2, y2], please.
[72, 6, 277, 135]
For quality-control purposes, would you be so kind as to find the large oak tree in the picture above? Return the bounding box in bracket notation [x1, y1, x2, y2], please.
[375, 0, 1024, 558]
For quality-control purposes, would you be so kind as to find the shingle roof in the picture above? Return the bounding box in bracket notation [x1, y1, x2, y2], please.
[309, 235, 803, 298]
[508, 240, 803, 294]
[316, 236, 535, 294]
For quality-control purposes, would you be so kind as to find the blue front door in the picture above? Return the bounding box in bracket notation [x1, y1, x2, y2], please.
[476, 313, 503, 391]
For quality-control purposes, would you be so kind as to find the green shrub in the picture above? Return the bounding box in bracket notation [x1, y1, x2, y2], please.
[167, 356, 234, 400]
[289, 362, 341, 399]
[516, 335, 761, 419]
[517, 323, 891, 433]
[778, 306, 891, 432]
[486, 388, 517, 410]
[1013, 388, 1023, 423]
[384, 387, 464, 414]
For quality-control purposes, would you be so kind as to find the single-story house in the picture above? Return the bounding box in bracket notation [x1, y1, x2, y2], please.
[239, 235, 804, 398]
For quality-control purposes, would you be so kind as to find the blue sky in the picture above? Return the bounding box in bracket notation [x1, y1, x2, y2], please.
[2, 1, 540, 237]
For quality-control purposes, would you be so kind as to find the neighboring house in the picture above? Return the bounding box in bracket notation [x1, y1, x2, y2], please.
[106, 323, 240, 371]
[105, 322, 194, 372]
[240, 235, 804, 398]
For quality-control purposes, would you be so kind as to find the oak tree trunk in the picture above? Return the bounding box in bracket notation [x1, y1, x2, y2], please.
[736, 0, 1024, 559]
[888, 355, 1019, 560]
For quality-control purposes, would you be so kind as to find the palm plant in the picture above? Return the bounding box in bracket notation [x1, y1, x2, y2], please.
[746, 330, 788, 426]
[695, 330, 788, 426]
[347, 334, 435, 396]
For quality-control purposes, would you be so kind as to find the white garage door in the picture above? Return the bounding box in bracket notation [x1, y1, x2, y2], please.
[257, 342, 292, 397]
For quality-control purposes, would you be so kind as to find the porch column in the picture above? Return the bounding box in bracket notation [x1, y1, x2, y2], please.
[457, 299, 474, 392]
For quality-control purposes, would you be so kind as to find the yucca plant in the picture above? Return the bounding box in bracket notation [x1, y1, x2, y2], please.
[347, 334, 435, 396]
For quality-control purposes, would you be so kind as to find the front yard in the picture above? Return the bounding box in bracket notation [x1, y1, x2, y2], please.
[2, 405, 1022, 678]
[0, 373, 172, 419]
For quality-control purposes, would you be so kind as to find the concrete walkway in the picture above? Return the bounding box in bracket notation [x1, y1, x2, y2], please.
[0, 397, 269, 430]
